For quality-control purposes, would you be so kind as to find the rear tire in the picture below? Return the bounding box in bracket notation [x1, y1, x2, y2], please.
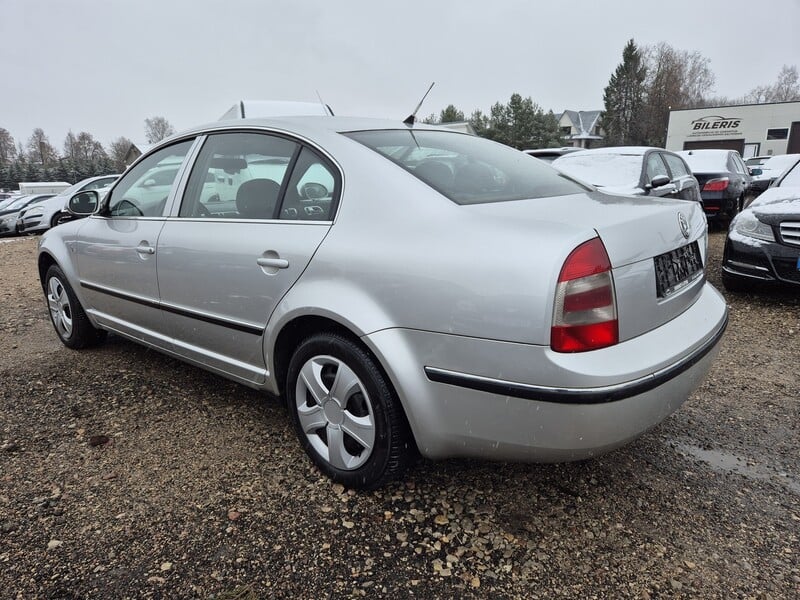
[50, 212, 64, 228]
[44, 265, 107, 349]
[286, 333, 414, 489]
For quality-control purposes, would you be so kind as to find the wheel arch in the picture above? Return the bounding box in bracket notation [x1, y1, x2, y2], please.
[269, 313, 420, 455]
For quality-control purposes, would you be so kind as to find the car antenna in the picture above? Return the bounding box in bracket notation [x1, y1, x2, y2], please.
[404, 82, 435, 126]
[315, 90, 334, 116]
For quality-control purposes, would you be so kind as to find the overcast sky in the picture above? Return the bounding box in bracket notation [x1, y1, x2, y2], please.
[2, 0, 799, 149]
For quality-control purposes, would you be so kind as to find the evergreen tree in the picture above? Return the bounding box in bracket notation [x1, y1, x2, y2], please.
[439, 105, 465, 123]
[602, 39, 647, 146]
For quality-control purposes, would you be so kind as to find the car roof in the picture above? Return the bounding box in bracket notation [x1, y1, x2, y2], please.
[171, 116, 455, 141]
[557, 146, 661, 158]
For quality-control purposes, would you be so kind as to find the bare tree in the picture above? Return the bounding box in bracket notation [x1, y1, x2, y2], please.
[144, 116, 175, 144]
[742, 65, 800, 104]
[108, 136, 133, 172]
[26, 128, 58, 166]
[769, 65, 800, 102]
[0, 128, 16, 164]
[640, 42, 716, 146]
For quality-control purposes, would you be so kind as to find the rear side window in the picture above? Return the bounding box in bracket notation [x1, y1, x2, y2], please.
[645, 153, 669, 181]
[663, 153, 689, 178]
[344, 130, 587, 205]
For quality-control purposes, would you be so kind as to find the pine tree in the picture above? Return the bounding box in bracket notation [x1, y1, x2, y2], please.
[602, 39, 647, 146]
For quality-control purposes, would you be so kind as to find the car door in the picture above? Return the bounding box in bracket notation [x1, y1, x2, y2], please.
[156, 131, 339, 384]
[730, 152, 751, 197]
[73, 139, 196, 348]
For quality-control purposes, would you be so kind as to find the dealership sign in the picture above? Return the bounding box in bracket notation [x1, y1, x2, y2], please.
[688, 115, 742, 137]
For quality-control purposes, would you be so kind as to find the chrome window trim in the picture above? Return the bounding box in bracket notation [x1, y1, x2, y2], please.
[167, 125, 346, 224]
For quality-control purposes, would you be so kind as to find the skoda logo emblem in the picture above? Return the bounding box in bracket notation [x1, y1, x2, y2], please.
[678, 213, 690, 239]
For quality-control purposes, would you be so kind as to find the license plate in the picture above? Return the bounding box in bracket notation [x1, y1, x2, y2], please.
[654, 242, 703, 298]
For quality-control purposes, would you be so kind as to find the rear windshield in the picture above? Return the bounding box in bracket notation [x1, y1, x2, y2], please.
[343, 129, 587, 205]
[553, 153, 643, 188]
[679, 151, 730, 173]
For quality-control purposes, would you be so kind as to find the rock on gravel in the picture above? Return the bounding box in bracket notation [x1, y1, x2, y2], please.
[0, 233, 798, 598]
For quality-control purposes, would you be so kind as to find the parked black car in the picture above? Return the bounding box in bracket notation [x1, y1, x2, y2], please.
[722, 154, 800, 291]
[552, 146, 702, 202]
[523, 147, 582, 163]
[678, 150, 752, 221]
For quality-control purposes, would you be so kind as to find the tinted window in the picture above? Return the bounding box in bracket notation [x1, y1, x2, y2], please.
[180, 132, 298, 219]
[663, 153, 689, 178]
[344, 130, 587, 205]
[107, 140, 193, 217]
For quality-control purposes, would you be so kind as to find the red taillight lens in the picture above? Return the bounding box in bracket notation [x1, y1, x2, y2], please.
[551, 238, 618, 353]
[702, 178, 729, 192]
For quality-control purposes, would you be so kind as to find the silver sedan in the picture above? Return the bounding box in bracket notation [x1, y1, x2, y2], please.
[38, 117, 727, 489]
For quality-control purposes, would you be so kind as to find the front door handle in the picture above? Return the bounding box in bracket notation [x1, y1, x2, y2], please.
[257, 257, 289, 269]
[136, 245, 155, 255]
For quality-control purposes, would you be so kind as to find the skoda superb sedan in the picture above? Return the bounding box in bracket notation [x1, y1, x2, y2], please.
[722, 154, 800, 291]
[38, 117, 728, 489]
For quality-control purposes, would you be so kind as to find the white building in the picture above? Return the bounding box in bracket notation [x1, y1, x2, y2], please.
[665, 101, 800, 158]
[559, 110, 604, 148]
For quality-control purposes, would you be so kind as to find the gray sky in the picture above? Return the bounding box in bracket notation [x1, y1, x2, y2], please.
[2, 0, 799, 149]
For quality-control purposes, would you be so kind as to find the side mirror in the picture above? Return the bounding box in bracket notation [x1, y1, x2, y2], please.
[67, 190, 100, 216]
[648, 174, 671, 189]
[749, 167, 762, 176]
[142, 178, 156, 187]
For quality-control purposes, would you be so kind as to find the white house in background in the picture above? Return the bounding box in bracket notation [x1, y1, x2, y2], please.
[123, 142, 152, 167]
[559, 110, 605, 148]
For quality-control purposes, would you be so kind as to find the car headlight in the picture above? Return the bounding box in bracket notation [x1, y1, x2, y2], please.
[732, 211, 775, 242]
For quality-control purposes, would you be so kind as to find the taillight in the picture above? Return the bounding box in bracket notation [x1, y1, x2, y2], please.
[551, 237, 618, 353]
[702, 178, 729, 192]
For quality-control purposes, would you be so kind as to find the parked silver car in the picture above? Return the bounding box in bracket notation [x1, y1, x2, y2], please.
[38, 117, 728, 488]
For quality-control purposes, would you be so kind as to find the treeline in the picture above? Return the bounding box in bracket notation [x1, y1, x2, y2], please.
[424, 95, 563, 150]
[0, 116, 175, 191]
[427, 41, 799, 150]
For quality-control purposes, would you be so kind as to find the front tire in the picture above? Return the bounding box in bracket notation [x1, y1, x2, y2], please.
[44, 265, 106, 349]
[286, 333, 413, 489]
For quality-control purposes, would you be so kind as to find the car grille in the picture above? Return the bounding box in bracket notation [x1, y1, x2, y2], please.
[773, 257, 800, 283]
[779, 222, 800, 248]
[654, 241, 703, 298]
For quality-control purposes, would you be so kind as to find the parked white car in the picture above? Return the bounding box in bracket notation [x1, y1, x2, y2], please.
[17, 175, 119, 234]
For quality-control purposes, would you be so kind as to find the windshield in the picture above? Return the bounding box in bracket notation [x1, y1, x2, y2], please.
[778, 159, 800, 187]
[680, 151, 729, 172]
[553, 153, 643, 188]
[343, 129, 587, 205]
[7, 196, 41, 210]
[762, 154, 800, 174]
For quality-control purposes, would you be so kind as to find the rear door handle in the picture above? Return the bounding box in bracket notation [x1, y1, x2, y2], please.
[136, 245, 155, 255]
[256, 257, 289, 269]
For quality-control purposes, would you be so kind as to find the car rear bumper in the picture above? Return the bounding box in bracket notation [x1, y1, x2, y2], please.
[722, 229, 800, 285]
[364, 282, 728, 461]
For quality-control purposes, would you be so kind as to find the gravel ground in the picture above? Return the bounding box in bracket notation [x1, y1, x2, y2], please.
[0, 231, 798, 599]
